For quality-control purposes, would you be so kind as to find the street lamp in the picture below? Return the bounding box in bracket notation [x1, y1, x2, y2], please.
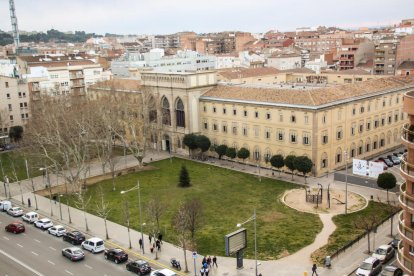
[120, 181, 145, 254]
[237, 209, 257, 276]
[39, 167, 53, 217]
[344, 151, 348, 215]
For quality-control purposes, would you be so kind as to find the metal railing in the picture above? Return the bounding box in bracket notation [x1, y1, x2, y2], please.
[399, 182, 414, 213]
[402, 124, 414, 143]
[397, 240, 413, 274]
[398, 210, 414, 242]
[400, 153, 414, 178]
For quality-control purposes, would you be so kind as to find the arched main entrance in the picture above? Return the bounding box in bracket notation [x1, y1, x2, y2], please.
[163, 134, 171, 152]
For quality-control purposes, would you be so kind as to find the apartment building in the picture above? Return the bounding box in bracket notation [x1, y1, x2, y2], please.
[17, 54, 110, 96]
[195, 32, 255, 55]
[397, 90, 414, 274]
[267, 53, 302, 70]
[337, 40, 374, 71]
[396, 61, 414, 76]
[397, 35, 414, 67]
[0, 76, 30, 136]
[373, 38, 398, 75]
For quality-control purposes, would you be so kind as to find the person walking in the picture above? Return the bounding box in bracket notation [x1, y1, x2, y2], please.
[27, 198, 31, 208]
[207, 256, 211, 268]
[149, 234, 152, 244]
[205, 267, 209, 276]
[200, 267, 205, 276]
[212, 256, 218, 267]
[202, 257, 207, 266]
[158, 233, 163, 244]
[156, 240, 161, 251]
[312, 264, 318, 276]
[139, 238, 143, 249]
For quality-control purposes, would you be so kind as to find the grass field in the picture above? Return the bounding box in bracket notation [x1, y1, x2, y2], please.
[311, 201, 400, 263]
[62, 157, 322, 259]
[0, 151, 42, 181]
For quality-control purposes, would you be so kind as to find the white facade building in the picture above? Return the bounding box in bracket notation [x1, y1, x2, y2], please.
[266, 54, 302, 70]
[215, 55, 241, 69]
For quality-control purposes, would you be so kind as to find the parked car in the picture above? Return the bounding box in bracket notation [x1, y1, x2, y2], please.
[126, 259, 152, 275]
[391, 236, 400, 249]
[48, 225, 66, 237]
[387, 155, 400, 165]
[81, 237, 105, 253]
[380, 265, 403, 276]
[34, 218, 53, 230]
[22, 211, 39, 223]
[378, 157, 393, 167]
[372, 244, 395, 263]
[356, 257, 382, 276]
[150, 269, 177, 276]
[7, 207, 24, 217]
[0, 200, 12, 211]
[63, 231, 86, 245]
[61, 247, 85, 262]
[104, 248, 128, 264]
[5, 222, 25, 234]
[393, 152, 402, 158]
[374, 160, 388, 171]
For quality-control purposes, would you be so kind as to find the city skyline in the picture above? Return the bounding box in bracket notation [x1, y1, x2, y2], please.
[0, 0, 413, 35]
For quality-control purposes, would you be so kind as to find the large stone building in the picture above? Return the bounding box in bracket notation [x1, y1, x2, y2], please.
[397, 90, 414, 274]
[90, 72, 414, 177]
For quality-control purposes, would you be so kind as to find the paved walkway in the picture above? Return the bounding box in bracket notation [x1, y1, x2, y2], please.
[1, 150, 399, 275]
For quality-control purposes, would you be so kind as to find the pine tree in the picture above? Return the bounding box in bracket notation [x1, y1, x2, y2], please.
[178, 165, 191, 187]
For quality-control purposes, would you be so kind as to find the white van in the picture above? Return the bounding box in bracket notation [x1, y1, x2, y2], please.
[22, 211, 39, 223]
[0, 200, 12, 211]
[81, 237, 105, 253]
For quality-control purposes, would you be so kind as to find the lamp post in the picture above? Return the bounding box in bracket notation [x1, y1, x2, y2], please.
[237, 209, 257, 276]
[344, 151, 348, 215]
[0, 159, 7, 197]
[121, 181, 145, 254]
[39, 166, 53, 217]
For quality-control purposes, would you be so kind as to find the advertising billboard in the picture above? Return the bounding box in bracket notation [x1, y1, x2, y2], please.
[225, 228, 247, 256]
[368, 161, 384, 178]
[352, 159, 368, 176]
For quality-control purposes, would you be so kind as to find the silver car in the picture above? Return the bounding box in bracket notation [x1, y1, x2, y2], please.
[7, 207, 24, 217]
[62, 247, 85, 262]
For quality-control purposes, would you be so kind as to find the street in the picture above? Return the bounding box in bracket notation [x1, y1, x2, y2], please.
[0, 211, 136, 276]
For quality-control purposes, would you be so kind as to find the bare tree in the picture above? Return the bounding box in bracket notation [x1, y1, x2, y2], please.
[173, 202, 191, 273]
[74, 189, 92, 232]
[353, 214, 380, 253]
[96, 185, 111, 239]
[183, 198, 203, 243]
[147, 198, 166, 260]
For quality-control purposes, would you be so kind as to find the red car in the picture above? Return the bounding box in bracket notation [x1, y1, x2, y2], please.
[5, 222, 25, 234]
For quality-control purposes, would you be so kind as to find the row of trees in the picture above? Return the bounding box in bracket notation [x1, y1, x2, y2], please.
[0, 29, 97, 45]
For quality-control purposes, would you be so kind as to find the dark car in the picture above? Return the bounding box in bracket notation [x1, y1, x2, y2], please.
[387, 155, 400, 165]
[61, 247, 85, 262]
[104, 248, 128, 264]
[391, 236, 400, 249]
[126, 259, 152, 275]
[393, 152, 402, 158]
[5, 222, 25, 234]
[63, 231, 86, 245]
[380, 265, 404, 276]
[378, 157, 393, 167]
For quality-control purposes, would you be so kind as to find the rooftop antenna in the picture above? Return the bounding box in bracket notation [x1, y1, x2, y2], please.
[9, 0, 20, 55]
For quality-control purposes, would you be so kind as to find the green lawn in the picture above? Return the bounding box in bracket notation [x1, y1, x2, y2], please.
[62, 157, 322, 260]
[0, 151, 42, 181]
[311, 201, 400, 264]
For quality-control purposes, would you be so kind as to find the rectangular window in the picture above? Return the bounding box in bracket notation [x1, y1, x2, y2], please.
[304, 115, 309, 124]
[277, 130, 284, 141]
[279, 113, 283, 122]
[254, 126, 259, 137]
[203, 106, 207, 112]
[366, 122, 371, 131]
[322, 134, 328, 144]
[381, 118, 385, 126]
[242, 125, 248, 136]
[359, 124, 363, 133]
[337, 129, 342, 140]
[234, 109, 237, 116]
[6, 93, 10, 99]
[232, 123, 237, 135]
[380, 139, 385, 147]
[373, 141, 378, 150]
[223, 125, 227, 133]
[266, 112, 271, 120]
[336, 153, 342, 163]
[213, 123, 217, 131]
[8, 104, 12, 111]
[213, 107, 216, 113]
[291, 115, 296, 123]
[255, 111, 259, 118]
[9, 115, 13, 121]
[374, 120, 379, 128]
[352, 108, 356, 115]
[322, 115, 326, 124]
[358, 146, 363, 155]
[290, 133, 297, 143]
[303, 133, 310, 145]
[5, 82, 9, 88]
[265, 128, 271, 139]
[204, 122, 208, 129]
[395, 114, 398, 122]
[351, 125, 355, 135]
[223, 108, 226, 114]
[388, 115, 392, 124]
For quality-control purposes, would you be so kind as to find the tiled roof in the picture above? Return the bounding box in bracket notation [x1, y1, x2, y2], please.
[322, 68, 372, 75]
[201, 76, 414, 107]
[27, 60, 97, 68]
[218, 67, 280, 80]
[90, 78, 141, 92]
[398, 61, 414, 70]
[280, 68, 315, 74]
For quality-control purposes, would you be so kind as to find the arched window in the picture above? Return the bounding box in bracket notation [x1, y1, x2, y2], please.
[365, 138, 371, 152]
[321, 152, 328, 168]
[148, 96, 157, 123]
[175, 98, 185, 128]
[358, 140, 363, 155]
[380, 133, 385, 147]
[350, 143, 356, 158]
[161, 97, 171, 125]
[335, 147, 342, 164]
[253, 147, 260, 161]
[373, 135, 378, 150]
[264, 148, 272, 162]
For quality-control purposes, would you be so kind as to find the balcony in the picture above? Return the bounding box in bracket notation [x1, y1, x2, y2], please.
[399, 182, 414, 213]
[401, 123, 414, 148]
[404, 91, 414, 115]
[401, 154, 414, 183]
[398, 206, 414, 242]
[397, 241, 413, 275]
[69, 72, 84, 79]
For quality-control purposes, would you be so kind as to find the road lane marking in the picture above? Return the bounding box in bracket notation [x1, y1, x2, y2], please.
[3, 236, 9, 240]
[47, 260, 55, 265]
[65, 270, 73, 275]
[31, 251, 38, 256]
[34, 239, 40, 243]
[49, 246, 56, 251]
[85, 264, 92, 269]
[0, 249, 43, 276]
[16, 243, 23, 248]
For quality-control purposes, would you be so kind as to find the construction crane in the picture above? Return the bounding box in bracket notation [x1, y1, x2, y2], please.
[9, 0, 20, 54]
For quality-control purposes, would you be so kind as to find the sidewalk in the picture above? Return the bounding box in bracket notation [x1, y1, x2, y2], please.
[1, 151, 400, 275]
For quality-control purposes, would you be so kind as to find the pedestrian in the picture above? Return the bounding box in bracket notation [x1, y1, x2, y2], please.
[158, 233, 163, 244]
[156, 240, 161, 251]
[27, 198, 31, 208]
[205, 267, 209, 276]
[139, 238, 143, 249]
[149, 234, 152, 244]
[312, 264, 318, 276]
[213, 256, 218, 267]
[207, 256, 211, 268]
[202, 257, 207, 266]
[200, 267, 205, 276]
[203, 262, 208, 269]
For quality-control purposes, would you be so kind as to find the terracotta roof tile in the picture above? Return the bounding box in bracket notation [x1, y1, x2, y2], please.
[218, 67, 280, 80]
[398, 61, 414, 70]
[202, 76, 414, 107]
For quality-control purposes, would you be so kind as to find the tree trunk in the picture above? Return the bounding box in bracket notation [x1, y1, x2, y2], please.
[183, 241, 189, 273]
[367, 232, 371, 253]
[84, 210, 89, 231]
[104, 218, 109, 239]
[386, 189, 389, 203]
[304, 174, 307, 184]
[390, 215, 393, 237]
[291, 170, 294, 180]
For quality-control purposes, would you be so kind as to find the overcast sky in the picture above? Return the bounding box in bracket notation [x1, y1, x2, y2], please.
[0, 0, 413, 35]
